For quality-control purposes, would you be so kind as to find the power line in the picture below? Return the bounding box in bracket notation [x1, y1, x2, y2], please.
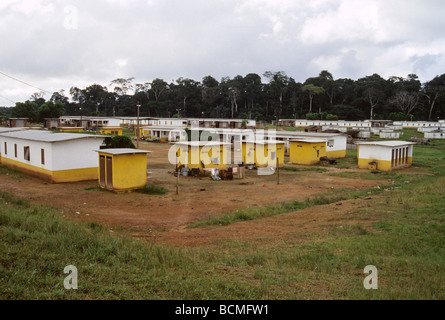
[0, 93, 16, 104]
[0, 70, 52, 95]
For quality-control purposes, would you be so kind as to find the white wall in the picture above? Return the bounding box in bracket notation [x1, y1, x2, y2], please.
[52, 139, 105, 170]
[0, 136, 105, 171]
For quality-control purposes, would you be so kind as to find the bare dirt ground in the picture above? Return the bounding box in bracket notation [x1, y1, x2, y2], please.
[0, 141, 391, 246]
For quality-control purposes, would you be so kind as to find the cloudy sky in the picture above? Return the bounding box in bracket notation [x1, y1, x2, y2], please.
[1, 0, 445, 106]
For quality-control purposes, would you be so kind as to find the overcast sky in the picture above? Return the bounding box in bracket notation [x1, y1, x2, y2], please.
[1, 0, 445, 107]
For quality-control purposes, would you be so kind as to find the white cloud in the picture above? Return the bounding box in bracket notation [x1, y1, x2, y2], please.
[1, 0, 445, 106]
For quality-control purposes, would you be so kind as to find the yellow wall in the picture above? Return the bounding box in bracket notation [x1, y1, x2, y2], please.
[242, 142, 255, 165]
[326, 150, 346, 158]
[59, 128, 84, 133]
[241, 143, 285, 167]
[1, 157, 97, 183]
[100, 128, 122, 136]
[358, 157, 412, 171]
[178, 145, 227, 170]
[98, 152, 147, 191]
[289, 141, 326, 165]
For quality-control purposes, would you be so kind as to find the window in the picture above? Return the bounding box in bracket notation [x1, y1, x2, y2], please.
[24, 146, 30, 161]
[4, 142, 6, 155]
[14, 144, 17, 158]
[327, 140, 334, 148]
[41, 149, 45, 165]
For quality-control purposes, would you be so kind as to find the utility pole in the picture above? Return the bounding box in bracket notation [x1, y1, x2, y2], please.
[136, 104, 141, 149]
[277, 157, 280, 185]
[176, 151, 180, 195]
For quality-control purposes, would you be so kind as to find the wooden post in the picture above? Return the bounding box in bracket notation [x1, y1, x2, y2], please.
[277, 157, 280, 185]
[176, 152, 179, 195]
[136, 104, 141, 149]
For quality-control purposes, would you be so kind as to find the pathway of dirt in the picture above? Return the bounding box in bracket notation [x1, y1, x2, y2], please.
[0, 141, 390, 247]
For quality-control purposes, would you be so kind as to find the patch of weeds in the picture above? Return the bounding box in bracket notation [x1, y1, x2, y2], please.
[84, 186, 104, 192]
[135, 185, 169, 195]
[281, 166, 328, 173]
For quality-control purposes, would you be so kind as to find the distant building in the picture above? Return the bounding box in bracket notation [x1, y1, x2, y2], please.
[8, 118, 28, 128]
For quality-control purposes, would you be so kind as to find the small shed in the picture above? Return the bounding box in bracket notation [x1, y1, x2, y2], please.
[379, 130, 402, 139]
[424, 131, 445, 139]
[173, 141, 230, 171]
[289, 138, 327, 165]
[44, 118, 62, 129]
[357, 141, 415, 171]
[8, 118, 28, 127]
[242, 140, 285, 168]
[96, 148, 151, 192]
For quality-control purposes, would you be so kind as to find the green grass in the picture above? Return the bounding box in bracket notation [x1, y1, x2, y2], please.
[0, 164, 27, 180]
[281, 166, 328, 173]
[135, 185, 169, 195]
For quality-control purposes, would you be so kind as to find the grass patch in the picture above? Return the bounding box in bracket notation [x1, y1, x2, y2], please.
[135, 185, 169, 195]
[0, 164, 27, 180]
[188, 193, 352, 229]
[281, 166, 328, 173]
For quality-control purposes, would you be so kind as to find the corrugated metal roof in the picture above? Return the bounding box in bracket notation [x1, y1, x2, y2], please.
[0, 130, 107, 142]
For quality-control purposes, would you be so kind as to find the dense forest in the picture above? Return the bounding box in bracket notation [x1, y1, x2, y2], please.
[1, 71, 445, 123]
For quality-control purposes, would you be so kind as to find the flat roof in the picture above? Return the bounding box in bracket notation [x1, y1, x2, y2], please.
[96, 148, 151, 155]
[356, 141, 415, 147]
[0, 130, 107, 142]
[0, 127, 29, 133]
[142, 126, 187, 130]
[273, 132, 346, 138]
[173, 141, 231, 147]
[290, 138, 327, 143]
[243, 140, 285, 145]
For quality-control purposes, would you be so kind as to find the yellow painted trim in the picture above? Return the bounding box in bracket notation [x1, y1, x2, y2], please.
[358, 158, 412, 171]
[100, 128, 123, 136]
[59, 128, 84, 132]
[1, 157, 98, 183]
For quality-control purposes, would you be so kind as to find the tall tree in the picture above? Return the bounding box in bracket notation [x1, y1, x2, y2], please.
[421, 74, 445, 120]
[11, 101, 38, 123]
[109, 77, 134, 116]
[263, 71, 290, 122]
[302, 84, 325, 113]
[356, 74, 387, 120]
[38, 101, 65, 122]
[244, 73, 262, 110]
[389, 91, 419, 115]
[173, 78, 200, 117]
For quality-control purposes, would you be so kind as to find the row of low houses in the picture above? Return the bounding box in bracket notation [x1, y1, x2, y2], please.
[278, 119, 445, 129]
[0, 126, 417, 193]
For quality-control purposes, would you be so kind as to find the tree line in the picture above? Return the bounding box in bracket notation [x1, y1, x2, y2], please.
[2, 71, 445, 123]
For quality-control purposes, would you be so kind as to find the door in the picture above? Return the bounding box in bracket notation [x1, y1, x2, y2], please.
[106, 156, 113, 188]
[99, 156, 106, 187]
